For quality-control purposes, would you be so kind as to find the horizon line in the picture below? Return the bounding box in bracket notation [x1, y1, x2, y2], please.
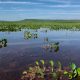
[1, 19, 80, 22]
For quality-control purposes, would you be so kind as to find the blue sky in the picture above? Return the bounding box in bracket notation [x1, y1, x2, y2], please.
[0, 0, 80, 21]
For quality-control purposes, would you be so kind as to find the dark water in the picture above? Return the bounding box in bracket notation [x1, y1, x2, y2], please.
[0, 28, 80, 80]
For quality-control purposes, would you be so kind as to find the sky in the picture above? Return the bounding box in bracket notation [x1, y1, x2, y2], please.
[0, 0, 80, 21]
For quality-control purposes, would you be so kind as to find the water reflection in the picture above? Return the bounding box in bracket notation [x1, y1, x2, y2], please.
[0, 28, 80, 69]
[44, 37, 49, 42]
[42, 42, 59, 53]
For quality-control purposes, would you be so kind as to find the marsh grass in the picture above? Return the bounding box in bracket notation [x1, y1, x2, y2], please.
[1, 20, 80, 31]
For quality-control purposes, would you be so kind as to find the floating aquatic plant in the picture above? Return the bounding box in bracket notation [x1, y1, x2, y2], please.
[24, 31, 38, 39]
[0, 39, 7, 48]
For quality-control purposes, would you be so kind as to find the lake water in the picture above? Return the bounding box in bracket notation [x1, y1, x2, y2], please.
[0, 28, 80, 80]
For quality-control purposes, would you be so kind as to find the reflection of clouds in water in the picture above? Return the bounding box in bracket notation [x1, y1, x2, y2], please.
[44, 37, 49, 42]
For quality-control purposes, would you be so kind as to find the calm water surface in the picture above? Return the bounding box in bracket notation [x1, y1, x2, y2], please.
[0, 28, 80, 79]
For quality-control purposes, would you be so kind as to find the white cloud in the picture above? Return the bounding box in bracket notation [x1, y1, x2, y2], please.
[49, 12, 80, 14]
[47, 4, 80, 8]
[0, 8, 43, 11]
[0, 9, 31, 11]
[0, 9, 80, 15]
[39, 0, 70, 3]
[0, 1, 43, 5]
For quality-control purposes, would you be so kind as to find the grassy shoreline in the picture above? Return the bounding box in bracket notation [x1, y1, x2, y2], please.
[0, 20, 80, 31]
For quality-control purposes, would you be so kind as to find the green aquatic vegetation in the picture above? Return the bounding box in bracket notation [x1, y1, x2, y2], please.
[21, 60, 80, 80]
[54, 42, 59, 45]
[64, 71, 68, 75]
[40, 60, 45, 65]
[35, 61, 39, 66]
[69, 63, 78, 79]
[49, 60, 54, 67]
[70, 63, 76, 70]
[42, 42, 60, 53]
[49, 72, 57, 80]
[54, 45, 59, 52]
[1, 20, 80, 31]
[0, 40, 2, 48]
[57, 61, 62, 71]
[33, 33, 38, 39]
[50, 42, 60, 52]
[2, 39, 7, 43]
[2, 39, 7, 47]
[0, 39, 7, 48]
[28, 67, 34, 73]
[24, 31, 32, 39]
[49, 60, 54, 72]
[24, 31, 38, 39]
[77, 68, 80, 76]
[40, 60, 45, 71]
[35, 67, 44, 78]
[64, 63, 80, 79]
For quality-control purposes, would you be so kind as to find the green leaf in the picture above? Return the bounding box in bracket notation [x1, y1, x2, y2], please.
[70, 63, 76, 70]
[77, 68, 80, 76]
[49, 60, 54, 67]
[35, 61, 39, 66]
[57, 61, 61, 67]
[69, 73, 72, 79]
[29, 67, 33, 71]
[64, 71, 68, 75]
[40, 60, 45, 65]
[50, 72, 57, 79]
